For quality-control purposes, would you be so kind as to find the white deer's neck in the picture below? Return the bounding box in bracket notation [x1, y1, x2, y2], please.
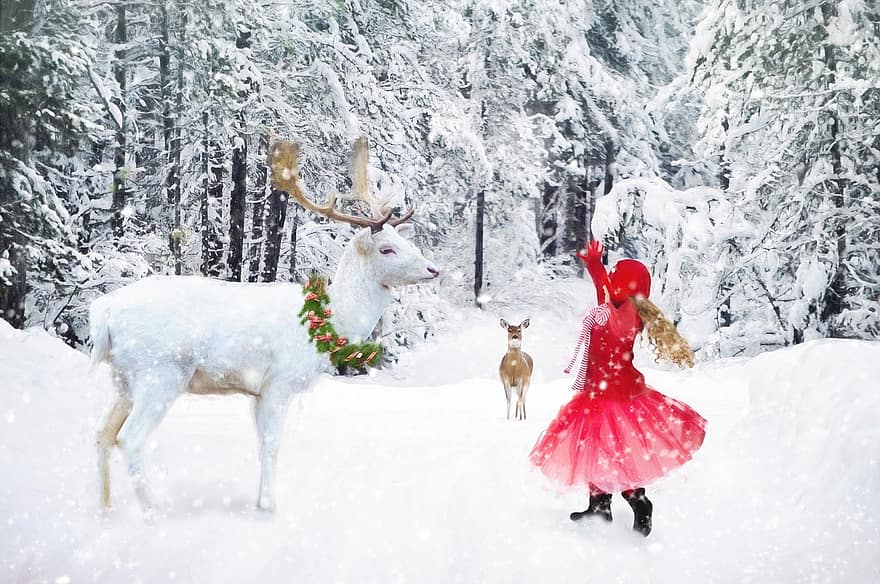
[327, 249, 393, 342]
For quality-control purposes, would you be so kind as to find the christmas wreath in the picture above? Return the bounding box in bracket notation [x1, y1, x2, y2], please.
[299, 275, 383, 368]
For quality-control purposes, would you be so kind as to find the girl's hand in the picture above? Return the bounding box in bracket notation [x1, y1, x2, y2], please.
[576, 239, 605, 263]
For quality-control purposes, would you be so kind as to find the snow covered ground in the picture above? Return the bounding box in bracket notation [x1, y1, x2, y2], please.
[1, 290, 879, 583]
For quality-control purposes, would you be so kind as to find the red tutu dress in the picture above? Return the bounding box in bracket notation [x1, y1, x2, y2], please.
[530, 253, 706, 494]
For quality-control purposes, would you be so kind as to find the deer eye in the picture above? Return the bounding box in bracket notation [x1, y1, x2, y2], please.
[379, 246, 396, 255]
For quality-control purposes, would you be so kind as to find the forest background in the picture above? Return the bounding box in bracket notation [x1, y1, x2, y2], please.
[1, 0, 878, 361]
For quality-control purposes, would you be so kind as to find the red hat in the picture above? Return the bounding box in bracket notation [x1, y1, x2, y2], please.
[607, 259, 651, 305]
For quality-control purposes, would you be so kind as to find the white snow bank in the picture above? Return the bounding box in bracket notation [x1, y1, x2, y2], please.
[0, 317, 878, 583]
[677, 339, 880, 581]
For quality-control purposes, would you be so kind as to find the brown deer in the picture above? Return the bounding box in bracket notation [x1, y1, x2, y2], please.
[499, 318, 533, 420]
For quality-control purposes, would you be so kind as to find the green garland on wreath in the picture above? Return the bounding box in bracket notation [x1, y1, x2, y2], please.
[299, 275, 383, 369]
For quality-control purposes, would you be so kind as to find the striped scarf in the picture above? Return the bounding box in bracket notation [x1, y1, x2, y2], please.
[564, 304, 610, 391]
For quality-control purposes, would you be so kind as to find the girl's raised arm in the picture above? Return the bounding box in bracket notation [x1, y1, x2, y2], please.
[576, 239, 609, 304]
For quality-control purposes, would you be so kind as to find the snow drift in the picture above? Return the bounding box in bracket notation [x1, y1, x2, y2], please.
[0, 316, 877, 583]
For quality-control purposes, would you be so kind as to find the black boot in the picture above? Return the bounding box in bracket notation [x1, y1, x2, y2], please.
[570, 491, 612, 522]
[622, 488, 653, 537]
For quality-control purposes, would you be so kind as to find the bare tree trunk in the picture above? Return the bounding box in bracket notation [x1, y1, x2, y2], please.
[200, 111, 210, 276]
[228, 130, 246, 281]
[207, 140, 225, 277]
[719, 116, 731, 190]
[563, 171, 587, 267]
[247, 135, 268, 282]
[261, 188, 288, 282]
[716, 242, 736, 333]
[603, 139, 615, 195]
[575, 162, 599, 277]
[572, 173, 587, 248]
[716, 116, 733, 331]
[169, 10, 186, 275]
[0, 1, 34, 328]
[200, 114, 224, 277]
[540, 183, 558, 258]
[0, 2, 13, 30]
[246, 198, 265, 282]
[0, 247, 27, 329]
[227, 27, 252, 282]
[585, 164, 598, 242]
[159, 0, 173, 203]
[474, 189, 485, 308]
[0, 0, 35, 33]
[288, 205, 299, 282]
[111, 2, 127, 237]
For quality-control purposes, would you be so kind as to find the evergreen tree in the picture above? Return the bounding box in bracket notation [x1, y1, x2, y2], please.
[0, 0, 97, 331]
[691, 0, 880, 342]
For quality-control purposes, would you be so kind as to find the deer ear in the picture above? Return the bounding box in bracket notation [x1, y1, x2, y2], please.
[352, 227, 374, 256]
[395, 223, 414, 239]
[520, 318, 530, 328]
[500, 319, 509, 329]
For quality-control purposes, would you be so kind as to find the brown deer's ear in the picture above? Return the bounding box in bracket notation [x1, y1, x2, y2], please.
[520, 318, 530, 329]
[500, 319, 509, 329]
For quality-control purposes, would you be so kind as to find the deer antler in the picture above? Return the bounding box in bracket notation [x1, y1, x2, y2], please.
[388, 208, 414, 227]
[346, 136, 415, 226]
[349, 136, 373, 212]
[268, 139, 405, 233]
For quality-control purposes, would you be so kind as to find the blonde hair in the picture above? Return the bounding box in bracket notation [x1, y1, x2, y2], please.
[630, 296, 695, 368]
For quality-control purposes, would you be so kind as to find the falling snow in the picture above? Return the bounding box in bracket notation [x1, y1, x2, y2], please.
[1, 299, 878, 583]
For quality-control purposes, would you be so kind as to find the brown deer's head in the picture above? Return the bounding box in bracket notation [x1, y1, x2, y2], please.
[500, 318, 530, 350]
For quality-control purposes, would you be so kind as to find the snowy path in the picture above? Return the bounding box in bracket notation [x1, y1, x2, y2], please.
[1, 314, 878, 583]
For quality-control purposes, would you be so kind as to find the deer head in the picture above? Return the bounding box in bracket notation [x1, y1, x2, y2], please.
[500, 318, 530, 350]
[268, 137, 439, 288]
[349, 222, 439, 287]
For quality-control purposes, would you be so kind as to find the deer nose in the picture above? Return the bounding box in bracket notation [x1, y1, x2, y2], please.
[426, 266, 440, 278]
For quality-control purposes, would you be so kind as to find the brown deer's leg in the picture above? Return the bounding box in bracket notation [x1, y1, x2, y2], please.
[97, 393, 132, 509]
[514, 385, 526, 420]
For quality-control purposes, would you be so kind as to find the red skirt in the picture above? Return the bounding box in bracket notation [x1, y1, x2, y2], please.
[530, 387, 706, 493]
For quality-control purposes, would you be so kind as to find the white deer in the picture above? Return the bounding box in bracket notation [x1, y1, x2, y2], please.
[91, 137, 439, 513]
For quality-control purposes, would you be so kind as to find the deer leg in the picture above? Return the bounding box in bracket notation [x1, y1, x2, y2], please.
[504, 384, 512, 420]
[97, 392, 132, 509]
[116, 371, 185, 512]
[254, 387, 292, 512]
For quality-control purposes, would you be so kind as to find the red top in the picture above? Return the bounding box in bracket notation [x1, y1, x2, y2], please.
[582, 300, 647, 400]
[574, 241, 653, 400]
